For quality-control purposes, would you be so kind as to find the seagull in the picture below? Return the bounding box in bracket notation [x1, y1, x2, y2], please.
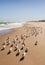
[21, 34, 24, 39]
[25, 48, 29, 53]
[34, 41, 38, 46]
[16, 49, 20, 56]
[10, 44, 13, 47]
[20, 52, 26, 61]
[7, 47, 13, 55]
[2, 41, 6, 45]
[18, 40, 21, 43]
[13, 39, 15, 44]
[20, 44, 25, 50]
[22, 40, 25, 46]
[22, 48, 29, 57]
[1, 45, 6, 51]
[16, 34, 18, 37]
[18, 39, 21, 43]
[14, 44, 18, 51]
[6, 41, 11, 46]
[16, 37, 18, 40]
[20, 48, 29, 61]
[6, 37, 9, 41]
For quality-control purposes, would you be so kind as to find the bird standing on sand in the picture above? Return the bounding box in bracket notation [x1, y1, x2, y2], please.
[18, 40, 21, 43]
[25, 48, 29, 53]
[34, 41, 38, 46]
[2, 41, 6, 45]
[22, 40, 25, 46]
[20, 39, 26, 50]
[13, 39, 16, 44]
[21, 34, 24, 40]
[6, 36, 11, 46]
[20, 48, 29, 61]
[14, 44, 18, 51]
[7, 44, 13, 55]
[10, 44, 13, 47]
[1, 45, 6, 51]
[20, 44, 25, 50]
[6, 36, 9, 41]
[16, 49, 20, 56]
[16, 37, 18, 40]
[6, 40, 11, 46]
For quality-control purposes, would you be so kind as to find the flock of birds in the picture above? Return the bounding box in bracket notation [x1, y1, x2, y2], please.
[0, 35, 29, 61]
[0, 26, 42, 61]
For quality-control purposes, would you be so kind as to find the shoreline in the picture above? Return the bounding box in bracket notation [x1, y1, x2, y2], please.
[0, 22, 26, 35]
[0, 22, 26, 31]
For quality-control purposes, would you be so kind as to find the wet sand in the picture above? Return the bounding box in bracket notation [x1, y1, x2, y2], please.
[0, 22, 45, 65]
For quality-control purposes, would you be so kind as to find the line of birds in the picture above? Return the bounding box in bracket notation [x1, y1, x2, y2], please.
[25, 26, 42, 37]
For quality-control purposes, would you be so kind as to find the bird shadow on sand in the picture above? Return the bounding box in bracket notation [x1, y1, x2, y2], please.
[16, 52, 20, 56]
[7, 51, 11, 55]
[20, 56, 24, 61]
[0, 48, 5, 51]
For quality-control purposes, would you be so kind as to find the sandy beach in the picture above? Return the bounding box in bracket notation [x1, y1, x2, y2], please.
[0, 22, 45, 65]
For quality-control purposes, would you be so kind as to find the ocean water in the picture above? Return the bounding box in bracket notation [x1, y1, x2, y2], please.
[0, 29, 12, 35]
[0, 22, 25, 34]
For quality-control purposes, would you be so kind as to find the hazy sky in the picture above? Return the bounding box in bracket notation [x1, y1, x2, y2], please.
[0, 0, 45, 22]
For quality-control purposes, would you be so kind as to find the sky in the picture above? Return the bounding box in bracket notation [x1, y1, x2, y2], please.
[0, 0, 45, 22]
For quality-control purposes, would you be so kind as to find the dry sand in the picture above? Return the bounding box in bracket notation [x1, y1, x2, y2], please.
[0, 22, 45, 65]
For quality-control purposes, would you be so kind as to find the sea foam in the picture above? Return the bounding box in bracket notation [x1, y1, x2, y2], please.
[0, 22, 25, 31]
